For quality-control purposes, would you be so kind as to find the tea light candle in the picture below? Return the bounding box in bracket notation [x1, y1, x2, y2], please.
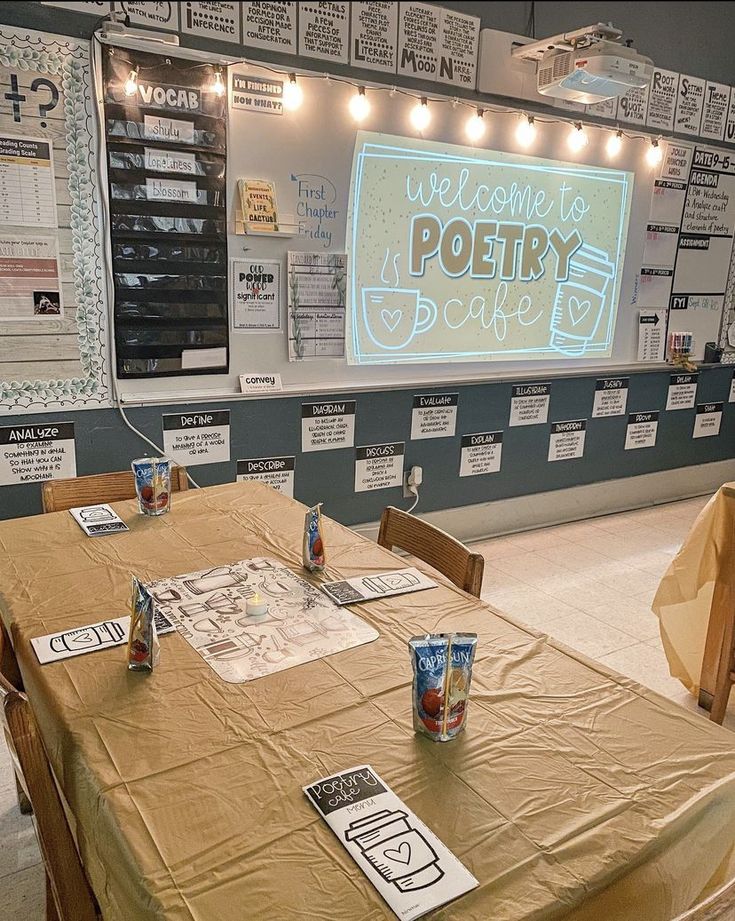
[247, 593, 268, 618]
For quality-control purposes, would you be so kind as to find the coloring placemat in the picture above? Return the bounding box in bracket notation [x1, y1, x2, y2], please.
[146, 558, 379, 683]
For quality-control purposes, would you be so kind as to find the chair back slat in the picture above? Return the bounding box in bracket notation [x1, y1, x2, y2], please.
[377, 506, 484, 597]
[42, 465, 189, 513]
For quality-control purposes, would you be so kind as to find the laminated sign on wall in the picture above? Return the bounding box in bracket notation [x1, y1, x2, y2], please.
[354, 442, 404, 492]
[162, 411, 231, 466]
[237, 456, 295, 496]
[301, 400, 356, 452]
[298, 2, 349, 63]
[0, 422, 76, 486]
[459, 431, 502, 476]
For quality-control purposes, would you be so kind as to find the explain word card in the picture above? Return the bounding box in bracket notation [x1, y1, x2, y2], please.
[459, 432, 503, 477]
[548, 420, 586, 462]
[509, 383, 550, 427]
[321, 568, 436, 605]
[625, 412, 659, 450]
[31, 611, 174, 665]
[0, 422, 76, 487]
[637, 311, 667, 362]
[162, 411, 230, 466]
[355, 442, 404, 492]
[411, 393, 458, 440]
[304, 765, 478, 921]
[693, 402, 723, 438]
[237, 456, 295, 497]
[69, 504, 128, 537]
[302, 401, 356, 452]
[592, 378, 629, 417]
[666, 373, 698, 410]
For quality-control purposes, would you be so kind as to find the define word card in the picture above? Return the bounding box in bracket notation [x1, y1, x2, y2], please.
[509, 383, 550, 427]
[693, 402, 723, 438]
[237, 456, 295, 497]
[459, 431, 502, 477]
[31, 611, 174, 665]
[162, 411, 230, 466]
[321, 568, 436, 605]
[70, 504, 128, 536]
[304, 765, 478, 921]
[637, 311, 666, 362]
[0, 422, 76, 486]
[666, 373, 698, 410]
[592, 378, 629, 417]
[301, 401, 356, 452]
[625, 412, 659, 450]
[411, 393, 458, 440]
[355, 442, 404, 492]
[548, 420, 586, 462]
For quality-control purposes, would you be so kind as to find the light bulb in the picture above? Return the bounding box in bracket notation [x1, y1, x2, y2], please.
[515, 115, 536, 148]
[211, 67, 225, 97]
[123, 68, 138, 97]
[283, 73, 303, 111]
[410, 98, 431, 132]
[606, 130, 623, 158]
[349, 87, 370, 123]
[567, 123, 589, 152]
[465, 109, 486, 142]
[646, 139, 663, 167]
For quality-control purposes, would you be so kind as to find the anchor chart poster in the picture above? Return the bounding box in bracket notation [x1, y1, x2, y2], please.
[346, 132, 633, 364]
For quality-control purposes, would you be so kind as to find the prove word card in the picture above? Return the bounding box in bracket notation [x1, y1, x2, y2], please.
[459, 431, 502, 477]
[625, 412, 659, 450]
[547, 420, 586, 462]
[321, 568, 436, 605]
[355, 443, 404, 492]
[70, 504, 128, 537]
[693, 402, 723, 438]
[304, 765, 478, 920]
[509, 383, 550, 426]
[162, 411, 230, 466]
[411, 393, 458, 440]
[666, 373, 698, 410]
[31, 611, 174, 665]
[592, 378, 629, 417]
[237, 456, 295, 497]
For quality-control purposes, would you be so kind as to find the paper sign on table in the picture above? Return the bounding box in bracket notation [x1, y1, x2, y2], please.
[31, 611, 175, 665]
[304, 764, 478, 920]
[70, 504, 128, 537]
[321, 568, 436, 605]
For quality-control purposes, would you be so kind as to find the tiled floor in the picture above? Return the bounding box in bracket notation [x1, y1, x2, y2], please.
[0, 493, 730, 919]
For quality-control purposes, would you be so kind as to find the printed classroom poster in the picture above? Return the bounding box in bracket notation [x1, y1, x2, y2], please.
[0, 235, 61, 319]
[231, 259, 281, 330]
[288, 252, 347, 360]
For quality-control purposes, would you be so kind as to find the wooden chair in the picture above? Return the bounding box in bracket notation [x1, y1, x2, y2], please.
[0, 629, 99, 920]
[377, 506, 484, 597]
[672, 875, 735, 920]
[1, 620, 31, 814]
[41, 465, 190, 513]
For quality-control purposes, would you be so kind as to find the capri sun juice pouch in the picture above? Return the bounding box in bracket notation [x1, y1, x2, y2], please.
[409, 633, 477, 742]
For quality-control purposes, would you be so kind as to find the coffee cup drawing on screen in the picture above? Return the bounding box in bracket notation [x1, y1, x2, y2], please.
[362, 250, 437, 350]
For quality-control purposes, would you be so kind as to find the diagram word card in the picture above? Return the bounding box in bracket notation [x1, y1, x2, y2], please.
[302, 401, 356, 452]
[304, 765, 478, 921]
[162, 411, 230, 466]
[459, 432, 503, 477]
[592, 378, 629, 417]
[69, 504, 128, 537]
[625, 412, 659, 450]
[237, 456, 295, 497]
[548, 420, 586, 462]
[666, 373, 698, 410]
[509, 383, 550, 426]
[355, 442, 404, 492]
[637, 311, 666, 361]
[410, 393, 458, 440]
[693, 402, 723, 438]
[321, 568, 436, 605]
[0, 422, 76, 486]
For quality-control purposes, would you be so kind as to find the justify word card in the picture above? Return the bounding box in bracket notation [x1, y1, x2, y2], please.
[69, 504, 128, 537]
[459, 432, 502, 477]
[321, 569, 436, 605]
[237, 456, 295, 497]
[548, 420, 586, 462]
[411, 393, 458, 440]
[637, 311, 667, 362]
[301, 401, 356, 452]
[592, 378, 629, 417]
[693, 402, 723, 438]
[0, 422, 76, 486]
[625, 412, 659, 450]
[354, 442, 404, 492]
[666, 373, 698, 410]
[509, 383, 550, 427]
[31, 611, 174, 665]
[162, 411, 230, 466]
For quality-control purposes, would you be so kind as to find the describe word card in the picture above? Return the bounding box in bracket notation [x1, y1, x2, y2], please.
[69, 505, 128, 537]
[304, 765, 478, 921]
[666, 373, 698, 410]
[237, 456, 295, 497]
[355, 442, 404, 492]
[592, 378, 629, 417]
[242, 1, 297, 53]
[548, 420, 586, 462]
[181, 2, 240, 41]
[162, 411, 230, 466]
[410, 393, 458, 440]
[298, 1, 350, 63]
[693, 402, 723, 438]
[31, 612, 175, 665]
[625, 412, 659, 450]
[350, 1, 399, 73]
[302, 401, 356, 452]
[0, 422, 76, 487]
[459, 431, 503, 477]
[637, 311, 667, 362]
[321, 568, 436, 606]
[509, 383, 550, 426]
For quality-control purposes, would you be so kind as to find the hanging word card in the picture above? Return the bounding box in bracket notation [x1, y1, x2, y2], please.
[0, 422, 76, 486]
[231, 74, 284, 116]
[118, 1, 179, 30]
[548, 420, 586, 462]
[242, 1, 297, 53]
[592, 378, 629, 417]
[437, 8, 480, 89]
[637, 310, 666, 362]
[625, 412, 659, 450]
[181, 2, 240, 41]
[355, 442, 404, 492]
[0, 136, 57, 228]
[321, 569, 436, 605]
[398, 2, 441, 80]
[700, 82, 731, 141]
[304, 765, 478, 921]
[162, 411, 230, 466]
[231, 259, 281, 330]
[666, 373, 698, 410]
[239, 372, 283, 393]
[459, 431, 502, 477]
[411, 393, 458, 440]
[302, 401, 356, 452]
[69, 504, 128, 537]
[509, 383, 550, 427]
[298, 1, 349, 63]
[350, 2, 398, 73]
[646, 69, 679, 132]
[693, 402, 723, 438]
[237, 456, 295, 497]
[674, 75, 706, 136]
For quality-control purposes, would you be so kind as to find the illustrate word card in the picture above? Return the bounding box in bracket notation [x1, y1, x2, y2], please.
[509, 383, 550, 426]
[162, 411, 230, 466]
[666, 373, 698, 410]
[0, 422, 76, 486]
[302, 401, 356, 452]
[237, 456, 295, 497]
[592, 378, 629, 417]
[411, 393, 458, 440]
[637, 311, 666, 361]
[459, 432, 502, 477]
[547, 420, 586, 462]
[69, 504, 128, 537]
[31, 611, 174, 665]
[625, 412, 659, 450]
[350, 2, 399, 73]
[321, 568, 436, 605]
[355, 442, 404, 492]
[693, 402, 723, 438]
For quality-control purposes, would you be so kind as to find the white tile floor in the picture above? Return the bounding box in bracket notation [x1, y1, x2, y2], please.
[0, 493, 730, 919]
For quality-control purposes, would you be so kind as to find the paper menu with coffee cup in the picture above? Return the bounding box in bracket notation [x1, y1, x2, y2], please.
[320, 568, 436, 605]
[304, 765, 478, 920]
[69, 504, 129, 536]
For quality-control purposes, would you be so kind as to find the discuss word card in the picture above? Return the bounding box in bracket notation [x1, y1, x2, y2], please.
[304, 765, 478, 920]
[547, 420, 586, 462]
[509, 383, 550, 427]
[0, 422, 76, 487]
[666, 373, 698, 410]
[31, 611, 174, 665]
[69, 505, 128, 537]
[321, 569, 436, 605]
[162, 411, 230, 466]
[592, 378, 629, 417]
[237, 456, 295, 497]
[355, 442, 404, 492]
[625, 412, 659, 450]
[637, 311, 666, 362]
[302, 401, 356, 452]
[693, 402, 723, 438]
[459, 432, 502, 477]
[350, 1, 399, 73]
[242, 1, 297, 53]
[410, 393, 458, 440]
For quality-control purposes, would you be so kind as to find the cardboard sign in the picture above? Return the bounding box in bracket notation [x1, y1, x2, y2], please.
[237, 456, 295, 497]
[354, 442, 404, 492]
[239, 372, 283, 393]
[69, 504, 128, 537]
[231, 74, 283, 116]
[298, 1, 349, 63]
[302, 401, 356, 452]
[162, 411, 230, 466]
[548, 420, 586, 462]
[118, 1, 179, 30]
[625, 411, 659, 450]
[0, 422, 76, 486]
[410, 393, 458, 440]
[304, 765, 478, 920]
[459, 431, 502, 477]
[350, 2, 399, 73]
[700, 82, 731, 141]
[31, 611, 174, 665]
[397, 2, 441, 80]
[646, 69, 679, 132]
[666, 373, 698, 410]
[674, 75, 706, 136]
[509, 383, 550, 426]
[637, 310, 666, 361]
[181, 2, 240, 41]
[693, 402, 723, 438]
[242, 2, 297, 53]
[592, 378, 629, 417]
[321, 568, 436, 605]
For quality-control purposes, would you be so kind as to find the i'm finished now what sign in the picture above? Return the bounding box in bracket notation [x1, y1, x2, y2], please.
[347, 132, 633, 365]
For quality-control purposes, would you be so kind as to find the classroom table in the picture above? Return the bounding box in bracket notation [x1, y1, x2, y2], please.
[3, 481, 735, 921]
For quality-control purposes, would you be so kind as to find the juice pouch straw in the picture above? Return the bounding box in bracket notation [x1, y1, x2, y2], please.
[409, 633, 477, 742]
[303, 502, 326, 572]
[127, 577, 160, 672]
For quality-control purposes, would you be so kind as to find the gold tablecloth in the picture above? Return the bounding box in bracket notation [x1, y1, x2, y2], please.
[3, 482, 735, 921]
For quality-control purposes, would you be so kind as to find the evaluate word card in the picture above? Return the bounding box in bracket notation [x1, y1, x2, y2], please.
[70, 504, 128, 537]
[410, 393, 458, 440]
[0, 422, 76, 487]
[162, 411, 230, 466]
[625, 412, 659, 450]
[459, 432, 502, 477]
[304, 765, 478, 921]
[509, 383, 550, 426]
[592, 378, 629, 417]
[31, 611, 174, 665]
[355, 442, 404, 492]
[548, 420, 586, 462]
[237, 456, 295, 497]
[302, 401, 356, 452]
[666, 373, 698, 410]
[321, 568, 436, 605]
[693, 402, 723, 438]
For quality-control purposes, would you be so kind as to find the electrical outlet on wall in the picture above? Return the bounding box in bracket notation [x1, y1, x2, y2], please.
[403, 465, 423, 498]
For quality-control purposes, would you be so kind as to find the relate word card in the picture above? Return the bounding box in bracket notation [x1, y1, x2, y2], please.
[592, 378, 629, 418]
[237, 456, 295, 497]
[302, 401, 356, 452]
[509, 383, 550, 427]
[162, 411, 230, 466]
[625, 412, 659, 450]
[321, 568, 436, 605]
[70, 504, 128, 537]
[410, 393, 458, 440]
[304, 765, 478, 920]
[666, 373, 698, 410]
[355, 442, 404, 492]
[0, 422, 76, 487]
[548, 420, 586, 462]
[459, 431, 502, 477]
[31, 611, 175, 665]
[693, 402, 723, 438]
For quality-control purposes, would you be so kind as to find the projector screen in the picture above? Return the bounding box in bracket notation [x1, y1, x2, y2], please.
[346, 132, 633, 365]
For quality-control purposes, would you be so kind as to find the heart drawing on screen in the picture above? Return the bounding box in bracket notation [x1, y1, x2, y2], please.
[568, 296, 592, 327]
[384, 841, 412, 865]
[381, 309, 402, 332]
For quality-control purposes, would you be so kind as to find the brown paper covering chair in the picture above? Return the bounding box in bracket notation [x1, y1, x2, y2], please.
[377, 506, 484, 597]
[41, 465, 190, 513]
